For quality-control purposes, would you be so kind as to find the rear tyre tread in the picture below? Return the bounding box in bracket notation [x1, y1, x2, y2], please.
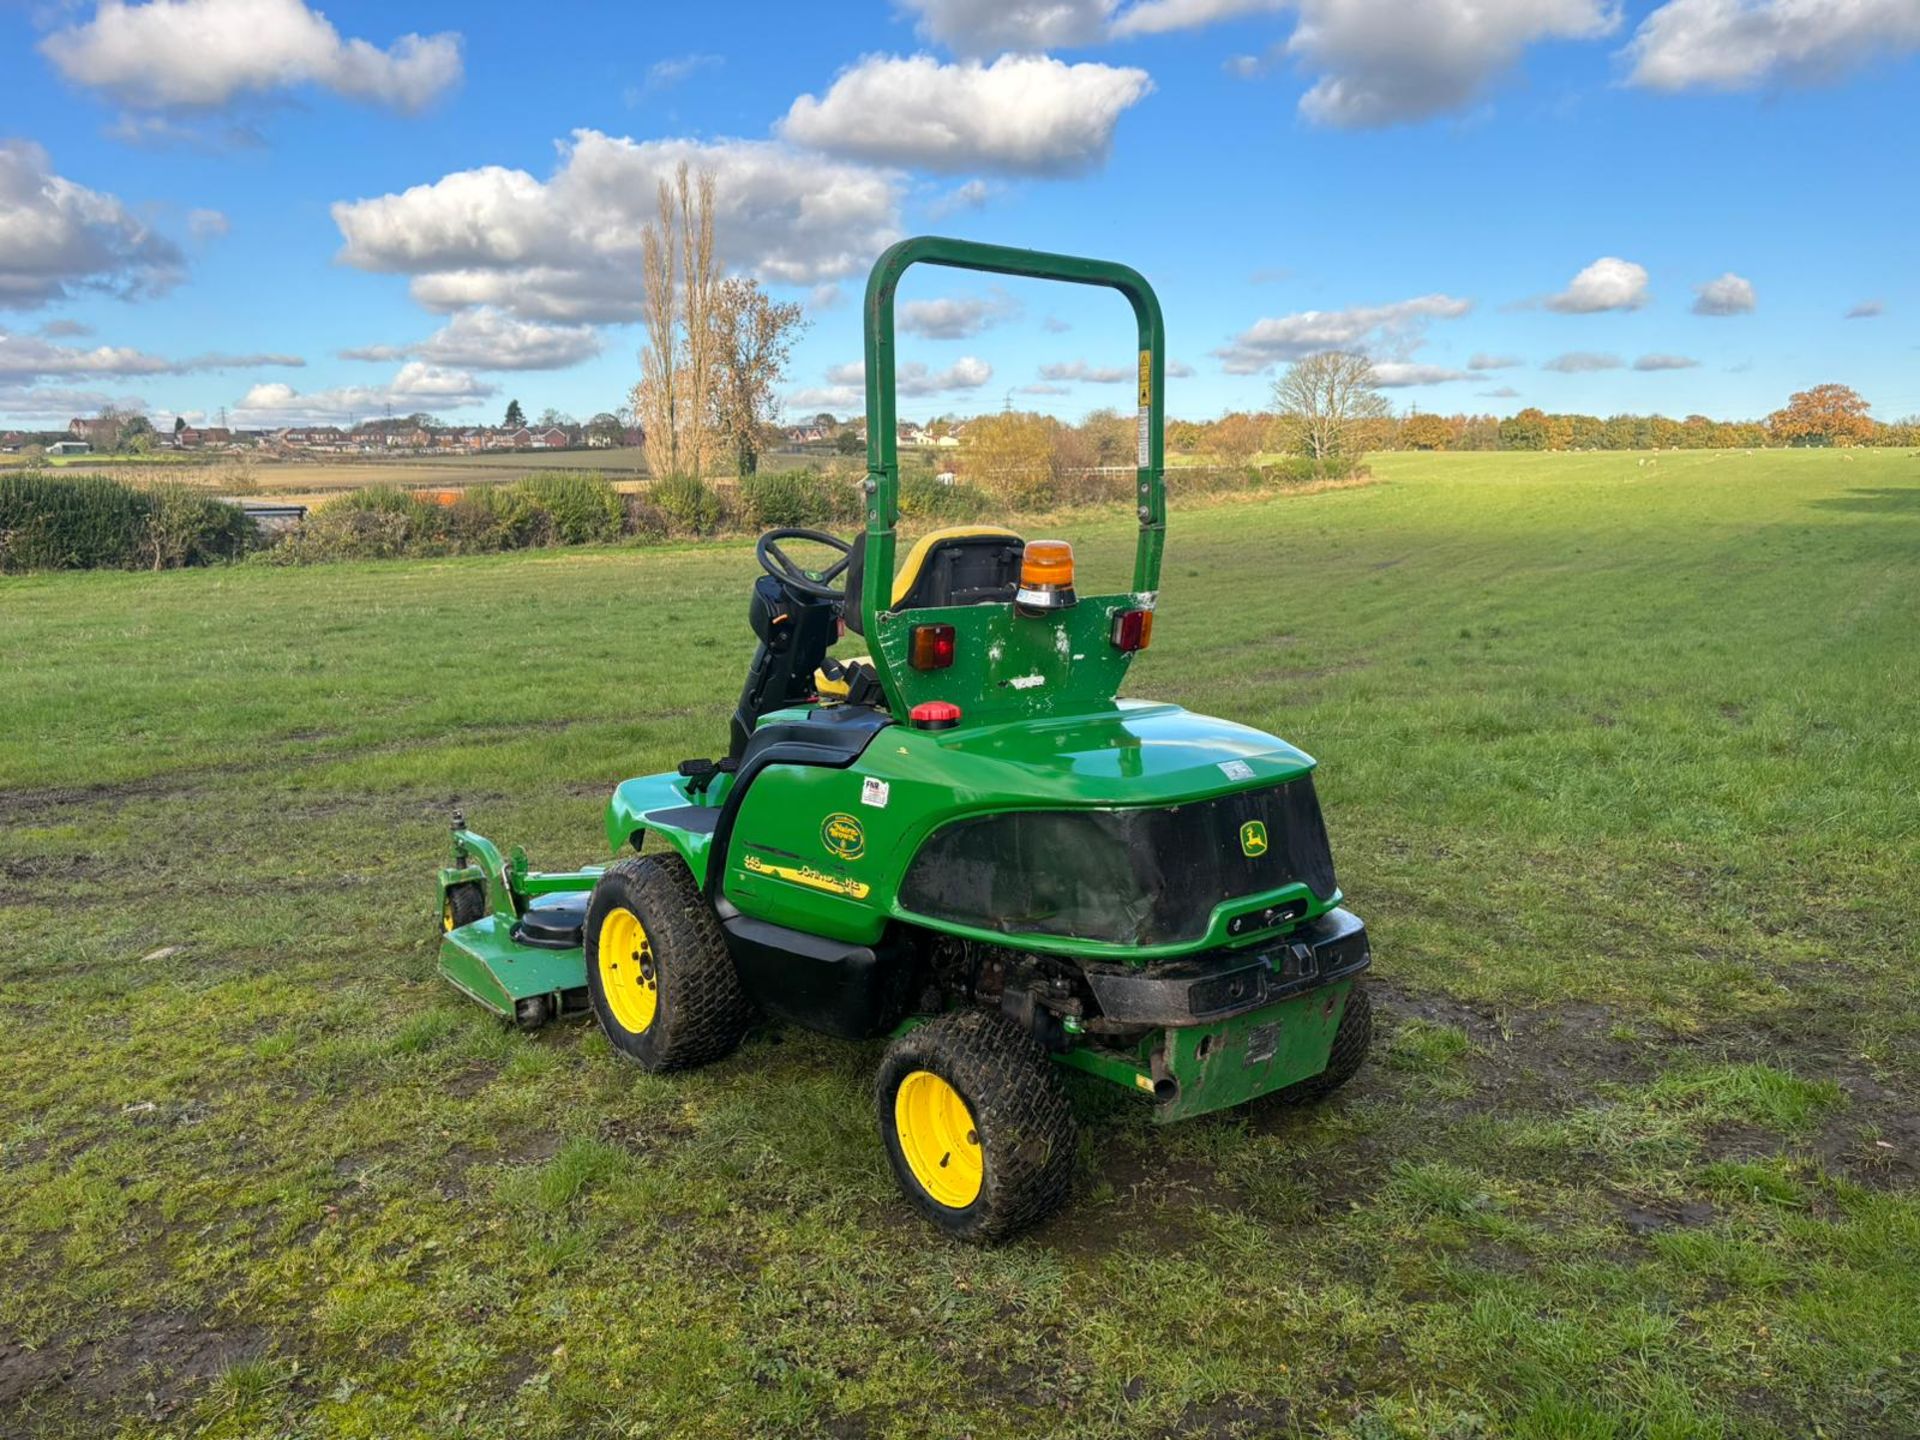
[584, 855, 750, 1071]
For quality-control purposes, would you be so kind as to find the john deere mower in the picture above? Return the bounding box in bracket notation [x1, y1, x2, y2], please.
[436, 237, 1372, 1242]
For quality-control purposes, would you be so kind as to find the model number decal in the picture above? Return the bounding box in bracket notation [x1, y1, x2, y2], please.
[744, 853, 871, 900]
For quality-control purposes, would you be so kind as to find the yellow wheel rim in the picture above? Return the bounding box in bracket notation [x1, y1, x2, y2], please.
[597, 908, 658, 1035]
[442, 896, 456, 932]
[894, 1070, 983, 1209]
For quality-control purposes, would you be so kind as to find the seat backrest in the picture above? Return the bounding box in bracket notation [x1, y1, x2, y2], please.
[843, 525, 1024, 637]
[892, 525, 1024, 609]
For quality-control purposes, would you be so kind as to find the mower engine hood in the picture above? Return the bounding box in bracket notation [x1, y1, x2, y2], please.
[879, 698, 1316, 807]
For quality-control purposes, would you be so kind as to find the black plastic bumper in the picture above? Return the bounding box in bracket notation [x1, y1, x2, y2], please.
[1080, 907, 1370, 1027]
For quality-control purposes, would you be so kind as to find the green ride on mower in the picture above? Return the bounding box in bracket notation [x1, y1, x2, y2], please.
[436, 237, 1373, 1242]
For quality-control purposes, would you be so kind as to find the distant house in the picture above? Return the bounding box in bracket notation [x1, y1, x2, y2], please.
[67, 417, 117, 444]
[528, 426, 569, 449]
[178, 427, 233, 449]
[0, 432, 24, 452]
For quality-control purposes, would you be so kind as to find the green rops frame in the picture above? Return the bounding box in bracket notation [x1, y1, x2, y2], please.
[859, 237, 1168, 714]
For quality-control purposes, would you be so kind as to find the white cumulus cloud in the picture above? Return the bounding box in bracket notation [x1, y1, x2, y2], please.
[1114, 0, 1285, 37]
[899, 290, 1018, 339]
[1543, 256, 1649, 313]
[1214, 292, 1473, 374]
[792, 355, 991, 410]
[1625, 0, 1920, 91]
[1634, 353, 1699, 370]
[1286, 0, 1619, 128]
[1370, 361, 1470, 386]
[332, 131, 902, 324]
[780, 54, 1153, 176]
[231, 362, 493, 426]
[1038, 358, 1134, 382]
[341, 309, 602, 371]
[1691, 272, 1755, 316]
[0, 328, 302, 380]
[41, 0, 462, 112]
[0, 141, 185, 308]
[0, 384, 152, 418]
[896, 0, 1115, 56]
[1469, 352, 1523, 370]
[1542, 351, 1623, 372]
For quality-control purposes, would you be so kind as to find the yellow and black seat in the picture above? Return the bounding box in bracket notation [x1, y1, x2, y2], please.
[817, 526, 1024, 701]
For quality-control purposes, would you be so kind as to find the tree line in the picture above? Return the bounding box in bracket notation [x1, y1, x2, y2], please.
[1174, 376, 1914, 459]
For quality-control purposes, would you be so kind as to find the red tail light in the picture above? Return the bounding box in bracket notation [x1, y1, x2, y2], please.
[909, 623, 956, 670]
[1110, 608, 1154, 652]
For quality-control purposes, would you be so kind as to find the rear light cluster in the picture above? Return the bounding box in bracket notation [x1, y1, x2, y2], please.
[1110, 608, 1153, 652]
[908, 623, 955, 670]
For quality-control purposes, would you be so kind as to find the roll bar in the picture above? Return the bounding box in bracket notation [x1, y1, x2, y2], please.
[859, 237, 1166, 641]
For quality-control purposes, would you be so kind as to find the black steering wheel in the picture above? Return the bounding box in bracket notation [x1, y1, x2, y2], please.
[756, 527, 853, 600]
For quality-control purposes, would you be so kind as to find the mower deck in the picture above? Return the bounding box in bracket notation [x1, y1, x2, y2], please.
[439, 912, 591, 1020]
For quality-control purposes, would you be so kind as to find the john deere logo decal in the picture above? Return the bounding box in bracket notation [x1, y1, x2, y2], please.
[821, 812, 866, 861]
[1240, 820, 1269, 857]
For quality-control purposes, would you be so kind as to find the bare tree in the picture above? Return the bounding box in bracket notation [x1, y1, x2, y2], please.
[711, 277, 807, 476]
[634, 178, 680, 478]
[632, 163, 721, 479]
[678, 164, 719, 479]
[1271, 351, 1389, 465]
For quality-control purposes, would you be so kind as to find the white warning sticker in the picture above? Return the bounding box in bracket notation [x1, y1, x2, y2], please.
[1217, 759, 1255, 780]
[860, 776, 890, 808]
[1137, 408, 1150, 468]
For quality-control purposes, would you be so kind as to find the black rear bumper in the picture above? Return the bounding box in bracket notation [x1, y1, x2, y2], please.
[1080, 907, 1370, 1028]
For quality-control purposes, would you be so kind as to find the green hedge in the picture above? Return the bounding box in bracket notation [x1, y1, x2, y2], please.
[273, 473, 649, 563]
[737, 468, 863, 530]
[0, 472, 250, 572]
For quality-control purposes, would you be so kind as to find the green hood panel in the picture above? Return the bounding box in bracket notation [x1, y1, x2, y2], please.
[714, 699, 1330, 960]
[873, 699, 1316, 806]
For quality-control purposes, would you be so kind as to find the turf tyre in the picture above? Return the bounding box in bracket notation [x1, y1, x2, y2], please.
[875, 1009, 1077, 1244]
[583, 855, 750, 1071]
[1271, 982, 1372, 1106]
[442, 881, 486, 932]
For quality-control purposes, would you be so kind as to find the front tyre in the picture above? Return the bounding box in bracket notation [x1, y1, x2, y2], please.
[875, 1010, 1076, 1244]
[583, 856, 750, 1071]
[1271, 982, 1372, 1106]
[442, 881, 486, 932]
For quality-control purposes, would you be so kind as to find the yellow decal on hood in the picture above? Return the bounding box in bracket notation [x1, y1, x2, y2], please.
[744, 853, 871, 900]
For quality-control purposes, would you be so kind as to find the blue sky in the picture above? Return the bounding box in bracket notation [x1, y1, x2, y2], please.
[2, 0, 1915, 431]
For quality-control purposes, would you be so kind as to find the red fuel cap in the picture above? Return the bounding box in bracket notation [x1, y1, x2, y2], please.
[909, 700, 962, 731]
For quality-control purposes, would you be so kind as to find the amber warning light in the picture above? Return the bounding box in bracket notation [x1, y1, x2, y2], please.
[1015, 539, 1076, 614]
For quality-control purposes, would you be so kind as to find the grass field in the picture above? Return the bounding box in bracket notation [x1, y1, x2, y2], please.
[2, 448, 1916, 1438]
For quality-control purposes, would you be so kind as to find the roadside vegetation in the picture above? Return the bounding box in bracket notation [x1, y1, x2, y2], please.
[2, 448, 1915, 1437]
